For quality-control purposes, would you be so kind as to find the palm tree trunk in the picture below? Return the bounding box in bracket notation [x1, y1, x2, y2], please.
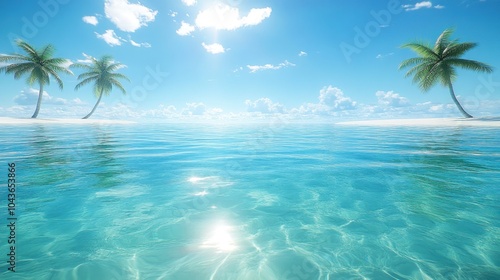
[82, 90, 103, 119]
[31, 84, 44, 118]
[448, 82, 473, 118]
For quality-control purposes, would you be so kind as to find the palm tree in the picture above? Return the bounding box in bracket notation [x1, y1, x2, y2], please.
[0, 40, 72, 118]
[71, 55, 129, 119]
[399, 28, 493, 118]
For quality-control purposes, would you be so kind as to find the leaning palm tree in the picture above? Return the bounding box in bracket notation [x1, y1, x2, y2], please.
[399, 28, 493, 118]
[0, 40, 72, 118]
[71, 55, 129, 119]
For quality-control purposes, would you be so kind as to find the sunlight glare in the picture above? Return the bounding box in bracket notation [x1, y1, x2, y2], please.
[201, 222, 236, 252]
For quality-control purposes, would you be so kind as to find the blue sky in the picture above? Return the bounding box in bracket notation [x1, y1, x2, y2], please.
[1, 0, 500, 121]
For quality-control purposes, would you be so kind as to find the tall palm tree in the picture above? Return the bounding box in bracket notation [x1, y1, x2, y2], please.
[399, 28, 493, 118]
[0, 40, 72, 118]
[71, 55, 129, 119]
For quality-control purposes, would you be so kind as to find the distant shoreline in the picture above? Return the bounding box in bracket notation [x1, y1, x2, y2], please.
[0, 117, 135, 125]
[1, 117, 500, 127]
[337, 117, 500, 127]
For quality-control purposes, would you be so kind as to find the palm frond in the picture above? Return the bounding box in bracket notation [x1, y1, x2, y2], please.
[77, 71, 99, 80]
[419, 65, 441, 91]
[16, 40, 38, 58]
[434, 28, 454, 54]
[12, 65, 35, 79]
[45, 67, 65, 89]
[405, 62, 433, 80]
[70, 63, 94, 70]
[109, 72, 130, 82]
[447, 58, 493, 73]
[75, 77, 98, 91]
[443, 42, 477, 58]
[399, 57, 431, 70]
[39, 44, 55, 61]
[0, 54, 29, 63]
[110, 79, 127, 94]
[27, 68, 49, 86]
[401, 42, 438, 59]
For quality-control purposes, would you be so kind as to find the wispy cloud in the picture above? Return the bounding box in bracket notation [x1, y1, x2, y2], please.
[202, 42, 225, 54]
[403, 1, 444, 11]
[247, 60, 295, 73]
[376, 52, 394, 59]
[299, 51, 307, 57]
[95, 29, 125, 46]
[76, 53, 94, 64]
[104, 0, 158, 32]
[129, 39, 151, 48]
[82, 15, 98, 26]
[195, 4, 272, 30]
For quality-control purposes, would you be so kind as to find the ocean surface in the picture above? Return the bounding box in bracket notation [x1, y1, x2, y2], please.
[0, 122, 499, 279]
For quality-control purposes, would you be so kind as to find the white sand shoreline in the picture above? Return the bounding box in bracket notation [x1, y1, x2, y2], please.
[0, 117, 135, 125]
[337, 117, 500, 127]
[1, 117, 500, 127]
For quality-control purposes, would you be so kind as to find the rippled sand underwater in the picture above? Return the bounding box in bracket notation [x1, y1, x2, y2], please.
[1, 123, 499, 279]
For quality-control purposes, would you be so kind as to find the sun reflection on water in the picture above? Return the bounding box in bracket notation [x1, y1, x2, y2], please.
[201, 222, 237, 253]
[188, 176, 212, 184]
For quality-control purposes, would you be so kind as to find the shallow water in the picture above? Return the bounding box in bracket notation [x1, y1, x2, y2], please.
[1, 122, 499, 279]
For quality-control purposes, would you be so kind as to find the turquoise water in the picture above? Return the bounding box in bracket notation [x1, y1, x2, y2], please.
[1, 122, 499, 279]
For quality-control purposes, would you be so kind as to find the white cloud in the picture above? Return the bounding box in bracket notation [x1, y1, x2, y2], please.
[247, 60, 295, 73]
[182, 0, 196, 6]
[375, 91, 410, 107]
[319, 86, 357, 110]
[82, 16, 98, 26]
[128, 35, 151, 47]
[434, 5, 445, 9]
[293, 86, 357, 116]
[176, 21, 195, 36]
[170, 11, 178, 17]
[195, 4, 271, 30]
[72, 98, 86, 105]
[104, 0, 158, 32]
[77, 53, 94, 64]
[403, 1, 436, 11]
[129, 39, 151, 48]
[202, 42, 225, 54]
[95, 30, 124, 46]
[245, 98, 285, 114]
[13, 88, 75, 106]
[182, 102, 207, 115]
[298, 51, 307, 57]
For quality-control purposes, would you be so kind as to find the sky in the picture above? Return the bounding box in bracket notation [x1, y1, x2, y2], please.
[1, 0, 500, 121]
